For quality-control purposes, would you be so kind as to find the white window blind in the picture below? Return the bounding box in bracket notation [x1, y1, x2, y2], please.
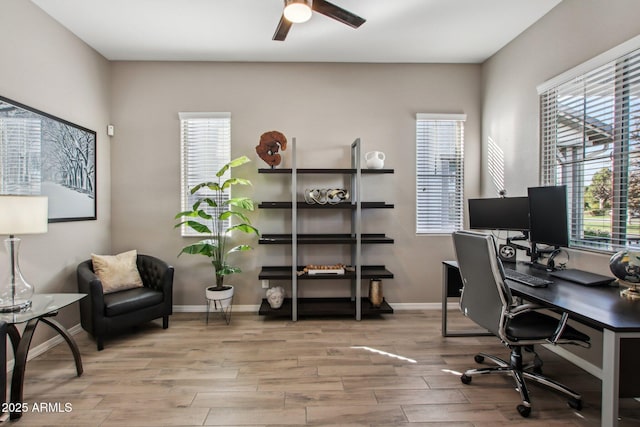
[539, 43, 640, 252]
[416, 113, 466, 234]
[179, 112, 231, 237]
[0, 117, 41, 194]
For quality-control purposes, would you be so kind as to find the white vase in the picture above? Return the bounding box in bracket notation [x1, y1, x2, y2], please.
[365, 151, 385, 169]
[206, 285, 234, 309]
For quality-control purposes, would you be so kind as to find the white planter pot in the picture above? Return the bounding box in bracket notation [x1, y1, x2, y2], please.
[206, 285, 234, 309]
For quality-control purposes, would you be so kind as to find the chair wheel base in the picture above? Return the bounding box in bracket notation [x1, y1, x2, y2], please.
[474, 354, 484, 363]
[517, 404, 531, 417]
[460, 374, 472, 384]
[568, 398, 582, 411]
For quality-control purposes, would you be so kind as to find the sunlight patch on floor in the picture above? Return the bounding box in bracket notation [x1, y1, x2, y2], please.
[351, 346, 417, 363]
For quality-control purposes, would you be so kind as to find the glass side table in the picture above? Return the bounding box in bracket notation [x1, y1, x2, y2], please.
[0, 293, 86, 420]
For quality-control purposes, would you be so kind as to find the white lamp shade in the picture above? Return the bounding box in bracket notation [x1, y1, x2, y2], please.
[0, 196, 48, 235]
[284, 0, 312, 23]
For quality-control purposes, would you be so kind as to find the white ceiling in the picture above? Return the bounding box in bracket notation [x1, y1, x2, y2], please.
[31, 0, 561, 63]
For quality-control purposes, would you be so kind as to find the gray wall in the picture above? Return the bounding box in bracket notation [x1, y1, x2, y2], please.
[0, 0, 111, 346]
[481, 0, 640, 365]
[482, 0, 640, 274]
[110, 61, 481, 307]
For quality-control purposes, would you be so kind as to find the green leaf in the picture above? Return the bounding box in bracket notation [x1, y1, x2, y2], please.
[228, 223, 260, 236]
[219, 210, 251, 223]
[175, 210, 199, 219]
[190, 182, 223, 194]
[216, 156, 251, 178]
[228, 197, 254, 211]
[221, 177, 252, 190]
[197, 210, 212, 220]
[175, 220, 211, 234]
[189, 183, 206, 194]
[194, 198, 217, 210]
[178, 241, 217, 257]
[217, 266, 242, 276]
[227, 244, 253, 253]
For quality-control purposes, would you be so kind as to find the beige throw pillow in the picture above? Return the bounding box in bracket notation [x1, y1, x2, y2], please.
[91, 250, 144, 294]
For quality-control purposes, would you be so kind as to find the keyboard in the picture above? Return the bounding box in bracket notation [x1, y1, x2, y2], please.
[503, 269, 552, 288]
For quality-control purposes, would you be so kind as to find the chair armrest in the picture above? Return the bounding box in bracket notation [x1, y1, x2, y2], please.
[77, 260, 105, 306]
[548, 312, 569, 344]
[507, 303, 546, 317]
[76, 260, 106, 334]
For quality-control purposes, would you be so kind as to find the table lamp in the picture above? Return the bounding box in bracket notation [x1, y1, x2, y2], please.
[0, 195, 48, 312]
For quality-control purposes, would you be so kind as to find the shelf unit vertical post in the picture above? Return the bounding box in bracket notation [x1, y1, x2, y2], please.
[351, 139, 362, 320]
[291, 138, 298, 321]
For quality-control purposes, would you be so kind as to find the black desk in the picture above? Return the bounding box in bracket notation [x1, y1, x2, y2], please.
[442, 260, 640, 427]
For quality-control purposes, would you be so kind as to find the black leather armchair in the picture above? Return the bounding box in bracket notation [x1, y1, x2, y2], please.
[77, 254, 174, 351]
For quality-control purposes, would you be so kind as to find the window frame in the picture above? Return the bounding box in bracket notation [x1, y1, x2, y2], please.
[415, 113, 466, 235]
[179, 112, 231, 237]
[538, 36, 640, 253]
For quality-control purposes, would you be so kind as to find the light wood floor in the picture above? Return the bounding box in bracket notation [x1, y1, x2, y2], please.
[13, 310, 640, 426]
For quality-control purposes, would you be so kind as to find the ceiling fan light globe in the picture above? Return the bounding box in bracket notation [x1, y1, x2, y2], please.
[284, 0, 312, 23]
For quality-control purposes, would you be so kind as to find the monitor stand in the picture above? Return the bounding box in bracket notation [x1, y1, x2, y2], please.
[526, 242, 559, 270]
[505, 233, 530, 255]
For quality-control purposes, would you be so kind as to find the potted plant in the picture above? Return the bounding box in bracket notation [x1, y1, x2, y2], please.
[174, 156, 259, 309]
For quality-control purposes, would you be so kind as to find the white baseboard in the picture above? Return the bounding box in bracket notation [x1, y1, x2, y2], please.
[173, 302, 442, 313]
[390, 302, 443, 310]
[173, 304, 261, 313]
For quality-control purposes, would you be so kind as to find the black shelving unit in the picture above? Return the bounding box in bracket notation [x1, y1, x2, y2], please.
[259, 265, 395, 280]
[259, 201, 394, 209]
[258, 297, 394, 318]
[259, 168, 394, 174]
[258, 138, 394, 320]
[259, 233, 394, 244]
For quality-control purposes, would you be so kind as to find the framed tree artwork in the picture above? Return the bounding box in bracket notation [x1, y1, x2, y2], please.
[0, 95, 96, 222]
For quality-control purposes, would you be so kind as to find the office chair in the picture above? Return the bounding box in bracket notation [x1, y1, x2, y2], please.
[452, 230, 590, 418]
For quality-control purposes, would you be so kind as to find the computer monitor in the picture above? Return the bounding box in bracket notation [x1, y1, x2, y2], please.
[527, 185, 569, 248]
[468, 197, 530, 232]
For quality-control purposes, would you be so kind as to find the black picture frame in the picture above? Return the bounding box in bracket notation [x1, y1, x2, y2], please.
[0, 95, 96, 222]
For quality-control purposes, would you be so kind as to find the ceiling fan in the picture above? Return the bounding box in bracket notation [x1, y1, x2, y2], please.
[273, 0, 366, 41]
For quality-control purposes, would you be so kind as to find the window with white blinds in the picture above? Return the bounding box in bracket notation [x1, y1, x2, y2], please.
[179, 112, 231, 237]
[0, 117, 42, 194]
[539, 40, 640, 252]
[416, 113, 466, 234]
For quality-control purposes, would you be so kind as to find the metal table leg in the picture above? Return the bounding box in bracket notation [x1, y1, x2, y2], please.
[6, 315, 84, 420]
[41, 317, 83, 376]
[9, 318, 39, 420]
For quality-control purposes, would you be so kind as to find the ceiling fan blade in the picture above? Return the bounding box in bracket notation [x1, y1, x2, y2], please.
[273, 14, 292, 41]
[312, 0, 366, 28]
